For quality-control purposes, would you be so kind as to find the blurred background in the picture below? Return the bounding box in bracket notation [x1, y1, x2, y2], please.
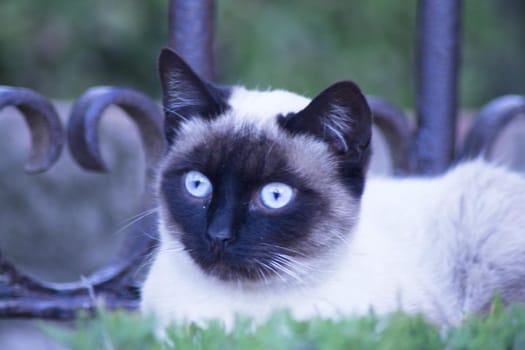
[0, 0, 523, 347]
[1, 0, 524, 106]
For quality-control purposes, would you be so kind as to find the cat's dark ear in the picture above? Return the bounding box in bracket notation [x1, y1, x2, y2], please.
[158, 48, 230, 144]
[278, 81, 372, 162]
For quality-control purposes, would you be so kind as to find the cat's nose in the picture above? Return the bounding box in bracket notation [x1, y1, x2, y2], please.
[206, 227, 233, 244]
[206, 205, 235, 245]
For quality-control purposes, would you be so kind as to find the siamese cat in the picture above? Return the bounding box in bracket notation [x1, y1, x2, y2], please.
[141, 48, 525, 330]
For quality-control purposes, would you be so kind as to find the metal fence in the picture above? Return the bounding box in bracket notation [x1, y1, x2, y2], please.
[1, 0, 524, 319]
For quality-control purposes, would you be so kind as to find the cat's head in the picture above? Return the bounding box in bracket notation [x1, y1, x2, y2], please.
[156, 48, 372, 284]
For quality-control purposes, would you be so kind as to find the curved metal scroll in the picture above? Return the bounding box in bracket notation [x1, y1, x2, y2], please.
[1, 87, 167, 319]
[460, 95, 525, 160]
[0, 252, 140, 318]
[0, 86, 64, 173]
[67, 86, 165, 172]
[367, 96, 414, 174]
[67, 86, 166, 277]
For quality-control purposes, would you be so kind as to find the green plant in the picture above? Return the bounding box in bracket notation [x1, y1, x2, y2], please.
[46, 299, 525, 350]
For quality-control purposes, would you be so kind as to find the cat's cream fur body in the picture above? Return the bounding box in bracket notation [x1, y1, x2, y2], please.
[141, 86, 525, 329]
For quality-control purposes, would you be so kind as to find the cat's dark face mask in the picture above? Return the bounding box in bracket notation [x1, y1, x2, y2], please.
[156, 48, 371, 283]
[160, 129, 332, 281]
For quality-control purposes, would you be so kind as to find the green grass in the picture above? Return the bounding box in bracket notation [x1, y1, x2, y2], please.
[45, 298, 525, 349]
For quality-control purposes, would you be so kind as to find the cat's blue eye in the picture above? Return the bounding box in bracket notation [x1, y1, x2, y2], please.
[259, 183, 294, 209]
[184, 171, 212, 198]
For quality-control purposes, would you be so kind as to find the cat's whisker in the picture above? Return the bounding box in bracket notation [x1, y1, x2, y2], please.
[132, 241, 164, 281]
[268, 257, 303, 284]
[140, 230, 161, 242]
[141, 247, 160, 265]
[151, 237, 189, 256]
[217, 247, 318, 284]
[158, 246, 186, 254]
[121, 207, 158, 226]
[253, 260, 271, 286]
[271, 253, 296, 267]
[276, 261, 309, 282]
[272, 253, 314, 272]
[260, 260, 288, 284]
[258, 243, 309, 258]
[113, 207, 159, 237]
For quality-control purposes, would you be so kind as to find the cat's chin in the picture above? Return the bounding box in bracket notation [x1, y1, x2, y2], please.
[187, 247, 304, 285]
[202, 266, 314, 289]
[200, 259, 263, 283]
[182, 241, 346, 288]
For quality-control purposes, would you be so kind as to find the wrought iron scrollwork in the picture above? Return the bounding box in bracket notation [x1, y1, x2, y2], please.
[461, 95, 525, 159]
[0, 86, 63, 174]
[0, 86, 72, 318]
[369, 92, 525, 174]
[0, 253, 140, 318]
[367, 96, 414, 174]
[66, 85, 166, 263]
[67, 86, 165, 172]
[0, 86, 166, 319]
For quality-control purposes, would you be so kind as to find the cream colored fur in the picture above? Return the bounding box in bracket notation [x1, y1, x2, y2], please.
[141, 87, 525, 330]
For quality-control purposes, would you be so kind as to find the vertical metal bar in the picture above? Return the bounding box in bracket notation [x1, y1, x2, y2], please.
[168, 0, 215, 80]
[414, 0, 462, 174]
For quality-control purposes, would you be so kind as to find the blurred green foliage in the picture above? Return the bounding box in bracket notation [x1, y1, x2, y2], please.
[47, 298, 525, 349]
[0, 0, 524, 107]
